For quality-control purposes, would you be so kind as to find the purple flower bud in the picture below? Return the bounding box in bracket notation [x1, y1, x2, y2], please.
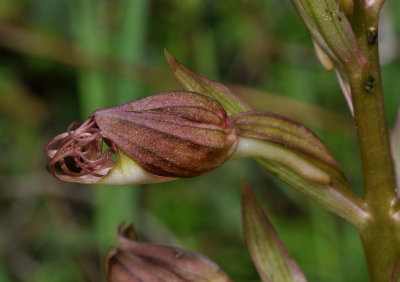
[106, 224, 231, 282]
[45, 91, 238, 185]
[46, 78, 343, 188]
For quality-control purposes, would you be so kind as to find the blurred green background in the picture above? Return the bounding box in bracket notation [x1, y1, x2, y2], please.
[1, 0, 400, 281]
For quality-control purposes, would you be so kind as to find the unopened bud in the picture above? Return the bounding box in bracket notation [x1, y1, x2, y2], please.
[312, 39, 335, 72]
[338, 0, 354, 16]
[45, 91, 238, 185]
[106, 224, 231, 282]
[46, 72, 344, 188]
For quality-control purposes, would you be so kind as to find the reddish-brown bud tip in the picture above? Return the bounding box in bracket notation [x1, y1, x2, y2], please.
[106, 224, 231, 282]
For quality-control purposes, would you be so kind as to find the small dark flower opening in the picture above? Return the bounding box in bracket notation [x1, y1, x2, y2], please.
[45, 117, 116, 182]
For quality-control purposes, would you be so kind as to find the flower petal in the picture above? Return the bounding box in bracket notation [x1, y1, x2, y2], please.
[93, 91, 238, 178]
[106, 224, 231, 282]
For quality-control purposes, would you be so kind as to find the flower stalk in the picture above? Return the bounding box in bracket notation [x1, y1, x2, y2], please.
[346, 3, 400, 280]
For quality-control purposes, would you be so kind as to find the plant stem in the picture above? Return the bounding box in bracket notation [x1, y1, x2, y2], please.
[68, 0, 148, 269]
[349, 3, 399, 281]
[94, 0, 149, 253]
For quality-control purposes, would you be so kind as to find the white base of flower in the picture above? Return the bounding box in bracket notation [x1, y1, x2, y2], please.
[232, 137, 331, 185]
[99, 150, 176, 185]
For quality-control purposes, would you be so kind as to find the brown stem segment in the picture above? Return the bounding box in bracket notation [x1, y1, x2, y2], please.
[349, 3, 399, 281]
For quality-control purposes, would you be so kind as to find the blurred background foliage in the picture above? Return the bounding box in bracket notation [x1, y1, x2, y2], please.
[1, 0, 400, 281]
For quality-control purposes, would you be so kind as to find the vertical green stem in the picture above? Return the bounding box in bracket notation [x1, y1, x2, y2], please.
[113, 0, 148, 104]
[68, 0, 148, 269]
[192, 29, 219, 80]
[349, 4, 399, 281]
[308, 202, 343, 281]
[94, 0, 149, 255]
[69, 0, 106, 116]
[0, 260, 10, 282]
[69, 0, 114, 257]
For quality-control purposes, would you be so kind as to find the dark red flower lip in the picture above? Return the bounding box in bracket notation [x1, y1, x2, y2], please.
[45, 117, 116, 183]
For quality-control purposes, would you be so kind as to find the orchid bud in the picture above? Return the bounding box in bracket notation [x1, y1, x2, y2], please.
[46, 90, 344, 188]
[106, 224, 231, 282]
[46, 53, 347, 191]
[45, 91, 238, 185]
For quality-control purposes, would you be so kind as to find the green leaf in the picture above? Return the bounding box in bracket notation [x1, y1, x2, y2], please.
[241, 181, 307, 282]
[165, 50, 251, 115]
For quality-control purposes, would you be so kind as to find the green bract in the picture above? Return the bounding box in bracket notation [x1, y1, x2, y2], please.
[290, 0, 365, 72]
[241, 182, 307, 282]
